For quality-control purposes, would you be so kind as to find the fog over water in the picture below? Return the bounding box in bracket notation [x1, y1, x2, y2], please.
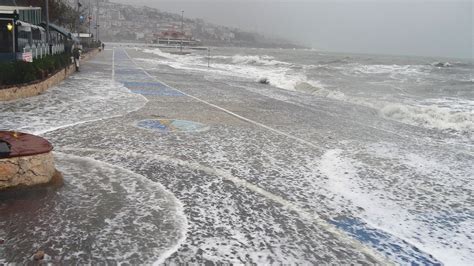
[113, 0, 473, 59]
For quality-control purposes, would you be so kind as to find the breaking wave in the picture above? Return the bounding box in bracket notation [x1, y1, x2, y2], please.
[142, 48, 333, 94]
[294, 82, 346, 100]
[431, 62, 453, 68]
[141, 48, 472, 133]
[431, 61, 472, 68]
[349, 64, 428, 76]
[230, 55, 291, 66]
[379, 102, 474, 132]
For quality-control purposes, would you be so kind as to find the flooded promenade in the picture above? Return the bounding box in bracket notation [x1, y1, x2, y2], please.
[1, 47, 470, 264]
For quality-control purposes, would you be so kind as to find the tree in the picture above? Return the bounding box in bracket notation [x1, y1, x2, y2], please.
[15, 0, 85, 31]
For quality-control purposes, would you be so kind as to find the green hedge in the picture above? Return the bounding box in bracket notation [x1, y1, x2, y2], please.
[0, 53, 72, 86]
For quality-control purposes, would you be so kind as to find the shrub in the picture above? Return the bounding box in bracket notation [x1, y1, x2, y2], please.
[0, 53, 73, 86]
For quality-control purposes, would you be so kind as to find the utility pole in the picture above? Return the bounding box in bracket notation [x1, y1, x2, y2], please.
[45, 0, 51, 53]
[96, 0, 99, 42]
[88, 0, 91, 36]
[75, 0, 78, 36]
[180, 10, 184, 53]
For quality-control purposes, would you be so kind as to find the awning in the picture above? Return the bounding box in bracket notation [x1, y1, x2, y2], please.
[39, 22, 80, 43]
[16, 20, 44, 32]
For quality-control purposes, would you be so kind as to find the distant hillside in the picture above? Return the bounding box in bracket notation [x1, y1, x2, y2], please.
[95, 0, 303, 48]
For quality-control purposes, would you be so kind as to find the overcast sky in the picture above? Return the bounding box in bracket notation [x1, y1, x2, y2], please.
[112, 0, 472, 59]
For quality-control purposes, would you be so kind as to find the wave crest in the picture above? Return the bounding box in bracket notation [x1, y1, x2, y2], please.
[231, 55, 291, 66]
[380, 103, 474, 132]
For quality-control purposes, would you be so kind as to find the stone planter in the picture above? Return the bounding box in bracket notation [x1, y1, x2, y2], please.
[0, 131, 59, 191]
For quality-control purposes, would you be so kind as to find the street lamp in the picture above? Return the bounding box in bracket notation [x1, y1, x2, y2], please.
[180, 10, 184, 52]
[45, 0, 51, 53]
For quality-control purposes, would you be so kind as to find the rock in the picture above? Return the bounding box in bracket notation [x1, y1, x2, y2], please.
[33, 250, 45, 261]
[258, 77, 270, 84]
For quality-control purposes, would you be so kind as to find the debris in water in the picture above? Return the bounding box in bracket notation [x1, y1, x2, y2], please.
[33, 251, 45, 261]
[258, 77, 270, 84]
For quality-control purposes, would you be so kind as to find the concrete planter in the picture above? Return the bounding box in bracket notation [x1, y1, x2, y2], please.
[0, 152, 56, 190]
[0, 131, 60, 191]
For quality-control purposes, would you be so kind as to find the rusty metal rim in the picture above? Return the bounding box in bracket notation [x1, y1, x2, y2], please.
[0, 131, 53, 159]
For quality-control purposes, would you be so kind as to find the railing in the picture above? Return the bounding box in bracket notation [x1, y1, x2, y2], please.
[21, 43, 66, 59]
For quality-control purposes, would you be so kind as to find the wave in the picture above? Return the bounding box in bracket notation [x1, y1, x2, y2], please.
[379, 103, 474, 132]
[142, 48, 333, 94]
[350, 64, 427, 76]
[141, 49, 474, 134]
[231, 54, 291, 66]
[431, 61, 472, 68]
[294, 82, 346, 100]
[431, 62, 453, 68]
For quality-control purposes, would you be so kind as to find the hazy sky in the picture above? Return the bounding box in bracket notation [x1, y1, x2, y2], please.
[113, 0, 472, 59]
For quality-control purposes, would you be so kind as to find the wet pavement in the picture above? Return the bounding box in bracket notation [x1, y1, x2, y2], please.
[1, 47, 469, 264]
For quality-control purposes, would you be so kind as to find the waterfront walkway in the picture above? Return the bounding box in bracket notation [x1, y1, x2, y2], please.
[0, 47, 441, 264]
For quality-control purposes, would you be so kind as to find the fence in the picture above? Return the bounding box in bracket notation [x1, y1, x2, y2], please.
[21, 43, 66, 59]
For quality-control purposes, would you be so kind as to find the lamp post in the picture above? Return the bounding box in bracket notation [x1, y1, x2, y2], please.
[75, 0, 79, 38]
[180, 10, 184, 52]
[45, 0, 51, 53]
[96, 0, 99, 42]
[88, 0, 91, 36]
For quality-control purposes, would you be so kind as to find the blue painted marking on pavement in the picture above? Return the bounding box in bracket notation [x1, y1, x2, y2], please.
[138, 120, 169, 132]
[122, 81, 169, 89]
[136, 119, 208, 132]
[130, 89, 183, 96]
[121, 81, 184, 96]
[115, 69, 145, 75]
[330, 218, 441, 265]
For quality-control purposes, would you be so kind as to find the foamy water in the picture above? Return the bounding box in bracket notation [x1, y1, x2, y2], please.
[142, 48, 473, 135]
[138, 47, 473, 265]
[319, 147, 473, 265]
[1, 46, 472, 264]
[0, 153, 187, 264]
[0, 72, 147, 135]
[0, 50, 189, 264]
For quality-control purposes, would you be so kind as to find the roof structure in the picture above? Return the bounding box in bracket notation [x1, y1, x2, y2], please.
[0, 0, 17, 6]
[0, 5, 41, 11]
[39, 22, 80, 42]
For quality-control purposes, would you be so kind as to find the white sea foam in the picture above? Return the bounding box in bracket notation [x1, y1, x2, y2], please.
[230, 54, 291, 66]
[0, 72, 147, 135]
[141, 48, 473, 134]
[319, 147, 473, 265]
[141, 48, 334, 94]
[56, 153, 187, 264]
[0, 152, 187, 264]
[431, 62, 453, 68]
[379, 101, 474, 132]
[336, 63, 430, 83]
[351, 64, 427, 76]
